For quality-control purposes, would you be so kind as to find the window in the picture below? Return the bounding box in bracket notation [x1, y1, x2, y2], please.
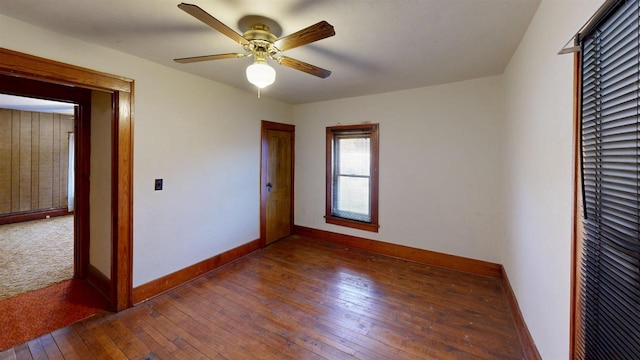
[326, 124, 379, 232]
[575, 0, 640, 358]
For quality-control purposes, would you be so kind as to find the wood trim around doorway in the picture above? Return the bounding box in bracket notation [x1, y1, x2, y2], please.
[260, 121, 295, 247]
[0, 48, 135, 311]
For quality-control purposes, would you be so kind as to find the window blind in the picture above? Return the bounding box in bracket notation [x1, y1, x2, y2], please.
[579, 0, 640, 358]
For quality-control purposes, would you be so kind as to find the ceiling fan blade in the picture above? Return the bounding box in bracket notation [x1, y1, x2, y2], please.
[174, 53, 246, 63]
[278, 56, 331, 78]
[274, 21, 335, 51]
[178, 3, 249, 46]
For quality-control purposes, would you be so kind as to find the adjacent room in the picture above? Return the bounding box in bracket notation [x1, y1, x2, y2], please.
[1, 0, 637, 359]
[0, 95, 76, 300]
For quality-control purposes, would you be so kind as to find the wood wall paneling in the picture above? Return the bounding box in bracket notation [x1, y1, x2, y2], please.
[0, 109, 74, 217]
[39, 112, 53, 209]
[52, 114, 61, 207]
[61, 118, 72, 206]
[0, 109, 11, 213]
[30, 112, 39, 209]
[10, 111, 20, 212]
[19, 110, 32, 211]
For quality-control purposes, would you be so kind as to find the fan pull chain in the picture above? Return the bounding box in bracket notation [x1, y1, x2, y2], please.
[257, 87, 261, 99]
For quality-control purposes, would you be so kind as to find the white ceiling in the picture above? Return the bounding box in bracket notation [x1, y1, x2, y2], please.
[0, 0, 540, 105]
[0, 94, 75, 115]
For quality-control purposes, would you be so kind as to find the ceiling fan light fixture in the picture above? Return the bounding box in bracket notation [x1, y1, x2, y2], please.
[246, 61, 276, 88]
[175, 4, 335, 88]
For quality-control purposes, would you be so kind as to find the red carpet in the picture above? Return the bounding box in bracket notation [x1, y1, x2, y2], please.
[0, 279, 109, 351]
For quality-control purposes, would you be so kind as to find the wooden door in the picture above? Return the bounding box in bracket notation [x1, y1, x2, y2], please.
[261, 121, 294, 245]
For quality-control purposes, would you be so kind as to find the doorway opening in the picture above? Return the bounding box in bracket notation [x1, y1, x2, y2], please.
[0, 94, 78, 300]
[0, 84, 112, 350]
[0, 48, 134, 311]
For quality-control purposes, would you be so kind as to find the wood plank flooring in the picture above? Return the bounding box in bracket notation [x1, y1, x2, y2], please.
[1, 235, 525, 359]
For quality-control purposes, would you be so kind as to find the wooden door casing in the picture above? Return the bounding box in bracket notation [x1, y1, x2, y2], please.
[0, 48, 134, 311]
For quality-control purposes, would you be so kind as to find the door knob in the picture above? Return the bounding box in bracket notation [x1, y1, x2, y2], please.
[266, 182, 273, 192]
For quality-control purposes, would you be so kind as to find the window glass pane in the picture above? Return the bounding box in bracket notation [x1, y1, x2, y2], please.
[338, 137, 370, 176]
[335, 176, 370, 221]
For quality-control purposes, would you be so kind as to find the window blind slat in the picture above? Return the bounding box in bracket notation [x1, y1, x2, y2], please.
[596, 0, 637, 38]
[584, 203, 640, 230]
[583, 219, 640, 254]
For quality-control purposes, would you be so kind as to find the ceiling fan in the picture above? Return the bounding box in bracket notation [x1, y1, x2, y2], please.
[174, 3, 335, 89]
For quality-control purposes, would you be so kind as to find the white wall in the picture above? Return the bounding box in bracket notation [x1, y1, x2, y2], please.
[90, 90, 113, 278]
[294, 76, 505, 263]
[0, 15, 293, 287]
[502, 0, 603, 358]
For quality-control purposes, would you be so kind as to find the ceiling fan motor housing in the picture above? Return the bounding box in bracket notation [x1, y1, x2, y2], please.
[243, 24, 279, 58]
[243, 24, 277, 43]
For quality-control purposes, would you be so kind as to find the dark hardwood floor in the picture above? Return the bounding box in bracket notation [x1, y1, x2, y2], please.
[1, 235, 524, 359]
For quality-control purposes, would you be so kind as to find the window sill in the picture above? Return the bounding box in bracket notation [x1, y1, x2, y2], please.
[325, 215, 379, 233]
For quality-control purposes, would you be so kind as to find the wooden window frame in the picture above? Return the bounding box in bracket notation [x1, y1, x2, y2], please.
[325, 123, 379, 232]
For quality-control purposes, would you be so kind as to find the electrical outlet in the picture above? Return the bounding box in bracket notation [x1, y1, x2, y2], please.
[154, 179, 163, 191]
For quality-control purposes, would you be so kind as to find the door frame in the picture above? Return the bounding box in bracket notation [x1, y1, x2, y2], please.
[0, 48, 134, 311]
[260, 120, 295, 247]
